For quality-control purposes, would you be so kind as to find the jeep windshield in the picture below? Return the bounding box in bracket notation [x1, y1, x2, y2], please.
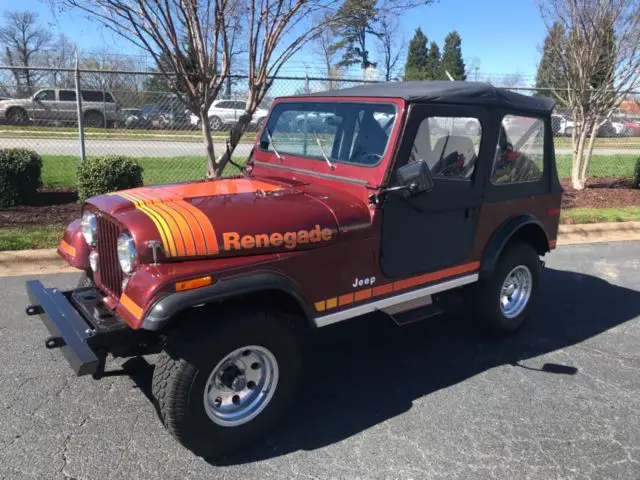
[259, 102, 397, 168]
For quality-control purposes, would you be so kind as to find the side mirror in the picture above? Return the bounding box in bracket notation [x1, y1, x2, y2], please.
[396, 159, 434, 195]
[368, 159, 434, 206]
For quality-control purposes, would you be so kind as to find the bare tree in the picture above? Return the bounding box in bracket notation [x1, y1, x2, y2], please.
[312, 13, 343, 90]
[538, 0, 640, 190]
[376, 13, 403, 81]
[215, 0, 427, 175]
[500, 72, 527, 88]
[54, 0, 242, 176]
[47, 34, 77, 87]
[0, 11, 52, 96]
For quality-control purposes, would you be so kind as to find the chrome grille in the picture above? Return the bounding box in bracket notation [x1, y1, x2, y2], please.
[96, 215, 124, 297]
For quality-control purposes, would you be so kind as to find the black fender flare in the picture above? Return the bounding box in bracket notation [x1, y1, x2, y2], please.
[141, 272, 312, 331]
[479, 214, 549, 278]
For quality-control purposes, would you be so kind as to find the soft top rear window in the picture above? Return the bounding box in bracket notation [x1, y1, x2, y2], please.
[259, 101, 397, 167]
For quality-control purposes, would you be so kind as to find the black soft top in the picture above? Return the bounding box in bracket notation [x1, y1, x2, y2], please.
[297, 80, 555, 114]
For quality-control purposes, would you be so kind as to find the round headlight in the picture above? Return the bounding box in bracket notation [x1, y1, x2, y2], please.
[117, 232, 137, 274]
[81, 210, 98, 246]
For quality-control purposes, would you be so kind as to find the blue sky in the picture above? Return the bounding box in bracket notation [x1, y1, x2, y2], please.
[16, 0, 546, 83]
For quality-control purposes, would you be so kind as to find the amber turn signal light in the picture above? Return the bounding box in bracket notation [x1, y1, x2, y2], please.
[175, 275, 213, 292]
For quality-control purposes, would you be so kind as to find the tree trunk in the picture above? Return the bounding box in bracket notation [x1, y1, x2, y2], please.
[571, 116, 590, 190]
[200, 111, 217, 178]
[214, 113, 252, 177]
[580, 121, 600, 186]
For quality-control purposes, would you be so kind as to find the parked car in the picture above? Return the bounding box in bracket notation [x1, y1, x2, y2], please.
[551, 114, 574, 136]
[0, 88, 118, 127]
[26, 81, 562, 460]
[117, 108, 151, 129]
[621, 117, 640, 136]
[190, 99, 269, 131]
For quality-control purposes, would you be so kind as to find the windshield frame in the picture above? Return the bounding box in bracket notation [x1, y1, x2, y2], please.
[258, 100, 399, 169]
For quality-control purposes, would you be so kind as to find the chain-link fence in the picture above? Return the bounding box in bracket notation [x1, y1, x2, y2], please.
[1, 65, 639, 188]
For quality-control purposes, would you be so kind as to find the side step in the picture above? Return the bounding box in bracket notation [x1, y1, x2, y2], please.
[386, 304, 444, 326]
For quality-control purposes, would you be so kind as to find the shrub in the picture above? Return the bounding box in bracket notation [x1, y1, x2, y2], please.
[634, 158, 640, 189]
[0, 149, 43, 208]
[77, 155, 143, 201]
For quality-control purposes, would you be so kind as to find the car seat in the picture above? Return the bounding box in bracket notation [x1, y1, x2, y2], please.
[349, 112, 389, 164]
[430, 135, 477, 178]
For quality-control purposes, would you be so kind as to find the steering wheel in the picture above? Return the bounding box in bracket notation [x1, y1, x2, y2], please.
[352, 152, 382, 164]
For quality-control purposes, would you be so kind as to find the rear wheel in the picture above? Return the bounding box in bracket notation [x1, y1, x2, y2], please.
[469, 241, 541, 334]
[209, 116, 223, 131]
[84, 111, 104, 128]
[152, 306, 302, 459]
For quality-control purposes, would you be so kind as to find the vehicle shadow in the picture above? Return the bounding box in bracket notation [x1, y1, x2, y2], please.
[128, 267, 640, 465]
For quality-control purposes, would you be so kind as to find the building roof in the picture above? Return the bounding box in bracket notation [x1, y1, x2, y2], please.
[300, 80, 555, 113]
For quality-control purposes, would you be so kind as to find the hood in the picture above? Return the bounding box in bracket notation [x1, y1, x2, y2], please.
[87, 177, 371, 263]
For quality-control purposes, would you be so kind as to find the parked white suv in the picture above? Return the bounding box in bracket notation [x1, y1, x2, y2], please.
[189, 99, 268, 131]
[0, 88, 119, 128]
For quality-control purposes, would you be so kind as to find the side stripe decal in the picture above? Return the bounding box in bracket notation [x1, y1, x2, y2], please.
[314, 261, 480, 313]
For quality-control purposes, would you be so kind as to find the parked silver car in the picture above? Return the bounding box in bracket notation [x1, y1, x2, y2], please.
[189, 99, 268, 131]
[0, 88, 118, 128]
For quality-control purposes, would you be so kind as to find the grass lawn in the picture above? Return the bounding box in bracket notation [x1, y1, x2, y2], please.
[0, 225, 66, 251]
[42, 155, 246, 187]
[560, 207, 640, 224]
[40, 154, 638, 188]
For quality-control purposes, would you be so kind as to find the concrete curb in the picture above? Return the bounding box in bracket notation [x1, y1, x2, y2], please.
[1, 221, 639, 277]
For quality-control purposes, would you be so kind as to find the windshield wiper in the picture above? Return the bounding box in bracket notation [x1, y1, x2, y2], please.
[312, 130, 336, 170]
[266, 128, 283, 161]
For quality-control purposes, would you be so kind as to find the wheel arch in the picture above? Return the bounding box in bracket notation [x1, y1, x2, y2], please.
[141, 272, 313, 332]
[479, 214, 549, 278]
[6, 105, 29, 120]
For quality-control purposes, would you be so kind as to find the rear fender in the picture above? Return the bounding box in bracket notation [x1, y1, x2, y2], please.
[480, 214, 549, 278]
[141, 272, 312, 331]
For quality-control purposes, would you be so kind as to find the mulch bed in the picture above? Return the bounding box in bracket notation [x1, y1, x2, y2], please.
[561, 178, 640, 209]
[0, 180, 638, 229]
[0, 189, 80, 227]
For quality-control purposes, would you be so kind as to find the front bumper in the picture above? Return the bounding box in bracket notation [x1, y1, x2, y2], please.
[25, 280, 156, 378]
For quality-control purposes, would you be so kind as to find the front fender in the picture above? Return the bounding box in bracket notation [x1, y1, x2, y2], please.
[57, 219, 90, 271]
[140, 272, 311, 331]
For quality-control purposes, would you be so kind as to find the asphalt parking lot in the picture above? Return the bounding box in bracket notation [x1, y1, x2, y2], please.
[1, 241, 639, 479]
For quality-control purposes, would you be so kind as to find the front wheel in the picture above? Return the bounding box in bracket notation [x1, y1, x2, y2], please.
[468, 241, 541, 335]
[152, 306, 302, 459]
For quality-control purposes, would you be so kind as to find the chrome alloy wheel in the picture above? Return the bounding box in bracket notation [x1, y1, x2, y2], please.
[499, 265, 532, 319]
[203, 346, 279, 427]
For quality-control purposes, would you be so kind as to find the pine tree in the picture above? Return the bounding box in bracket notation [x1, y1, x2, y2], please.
[590, 15, 615, 91]
[331, 0, 381, 70]
[535, 22, 566, 96]
[403, 28, 429, 80]
[425, 41, 442, 80]
[441, 31, 466, 80]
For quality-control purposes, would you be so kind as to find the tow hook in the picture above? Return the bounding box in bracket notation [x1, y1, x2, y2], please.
[45, 336, 66, 349]
[540, 260, 546, 269]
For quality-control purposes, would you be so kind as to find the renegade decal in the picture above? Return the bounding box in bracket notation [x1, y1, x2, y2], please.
[314, 261, 480, 313]
[223, 225, 333, 251]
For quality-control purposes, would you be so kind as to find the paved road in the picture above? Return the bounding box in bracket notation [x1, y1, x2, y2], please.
[1, 242, 640, 479]
[1, 136, 639, 157]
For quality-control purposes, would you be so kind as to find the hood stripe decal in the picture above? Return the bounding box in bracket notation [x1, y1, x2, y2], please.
[117, 191, 175, 256]
[113, 188, 219, 257]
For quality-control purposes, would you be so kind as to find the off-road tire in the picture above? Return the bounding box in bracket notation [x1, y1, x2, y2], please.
[84, 111, 104, 128]
[469, 241, 541, 335]
[152, 306, 302, 459]
[77, 272, 94, 288]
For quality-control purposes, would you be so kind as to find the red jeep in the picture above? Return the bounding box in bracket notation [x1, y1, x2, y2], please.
[26, 81, 562, 459]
